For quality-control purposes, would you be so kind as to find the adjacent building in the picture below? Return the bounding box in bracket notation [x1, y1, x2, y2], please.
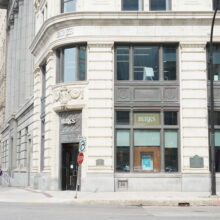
[0, 0, 220, 192]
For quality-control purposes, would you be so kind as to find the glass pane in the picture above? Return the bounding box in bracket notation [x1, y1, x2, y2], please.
[117, 130, 130, 146]
[116, 46, 129, 80]
[163, 46, 176, 80]
[214, 112, 220, 125]
[165, 148, 178, 172]
[213, 45, 220, 80]
[116, 111, 130, 125]
[63, 0, 76, 13]
[133, 46, 159, 80]
[79, 46, 86, 80]
[63, 48, 77, 82]
[215, 131, 220, 147]
[133, 146, 160, 172]
[150, 0, 167, 11]
[165, 130, 178, 148]
[122, 0, 139, 11]
[116, 147, 130, 172]
[164, 112, 177, 125]
[134, 130, 160, 146]
[134, 112, 160, 126]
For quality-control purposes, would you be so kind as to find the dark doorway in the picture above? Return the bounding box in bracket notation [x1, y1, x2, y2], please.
[62, 143, 78, 190]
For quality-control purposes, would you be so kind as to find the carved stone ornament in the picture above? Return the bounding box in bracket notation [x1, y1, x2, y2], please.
[53, 87, 83, 104]
[34, 0, 41, 11]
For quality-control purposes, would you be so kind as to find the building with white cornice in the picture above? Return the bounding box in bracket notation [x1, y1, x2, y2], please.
[1, 0, 220, 192]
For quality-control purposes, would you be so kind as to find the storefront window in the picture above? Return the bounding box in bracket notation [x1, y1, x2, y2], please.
[215, 131, 220, 172]
[57, 45, 86, 83]
[115, 110, 179, 173]
[116, 44, 177, 81]
[116, 130, 130, 172]
[164, 130, 178, 172]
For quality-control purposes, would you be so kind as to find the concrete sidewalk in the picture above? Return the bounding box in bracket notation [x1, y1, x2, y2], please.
[0, 186, 219, 206]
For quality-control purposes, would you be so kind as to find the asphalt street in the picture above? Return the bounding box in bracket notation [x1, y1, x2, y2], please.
[0, 203, 220, 220]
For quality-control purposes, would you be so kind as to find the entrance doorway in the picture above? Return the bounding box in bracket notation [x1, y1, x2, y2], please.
[61, 143, 79, 190]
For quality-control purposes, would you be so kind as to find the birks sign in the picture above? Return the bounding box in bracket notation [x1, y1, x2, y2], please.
[61, 118, 76, 125]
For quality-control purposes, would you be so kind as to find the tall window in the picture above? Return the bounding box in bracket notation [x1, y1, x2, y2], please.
[122, 0, 142, 11]
[116, 44, 177, 81]
[115, 110, 179, 173]
[61, 0, 76, 13]
[207, 44, 220, 81]
[150, 0, 170, 11]
[57, 45, 86, 83]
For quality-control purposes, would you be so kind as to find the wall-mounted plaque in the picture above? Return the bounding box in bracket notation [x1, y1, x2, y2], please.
[190, 155, 204, 168]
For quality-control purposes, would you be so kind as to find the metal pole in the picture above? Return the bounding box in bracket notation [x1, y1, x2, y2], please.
[209, 5, 218, 196]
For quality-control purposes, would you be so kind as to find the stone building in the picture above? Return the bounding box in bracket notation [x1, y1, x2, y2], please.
[0, 9, 6, 129]
[1, 0, 220, 192]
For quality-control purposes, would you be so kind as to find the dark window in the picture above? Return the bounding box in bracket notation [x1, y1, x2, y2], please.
[214, 112, 220, 125]
[150, 0, 169, 11]
[163, 46, 176, 80]
[116, 44, 177, 81]
[116, 111, 130, 125]
[61, 0, 76, 13]
[207, 44, 220, 81]
[213, 0, 220, 10]
[215, 131, 220, 172]
[57, 45, 86, 83]
[164, 112, 177, 125]
[116, 46, 129, 80]
[122, 0, 140, 11]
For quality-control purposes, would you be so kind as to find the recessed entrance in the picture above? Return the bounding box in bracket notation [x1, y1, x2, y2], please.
[61, 143, 79, 190]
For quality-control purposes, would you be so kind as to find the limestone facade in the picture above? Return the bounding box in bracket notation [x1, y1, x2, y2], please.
[1, 0, 220, 192]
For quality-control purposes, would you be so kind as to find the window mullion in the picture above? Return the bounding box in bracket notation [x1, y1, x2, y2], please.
[130, 45, 133, 81]
[159, 45, 163, 81]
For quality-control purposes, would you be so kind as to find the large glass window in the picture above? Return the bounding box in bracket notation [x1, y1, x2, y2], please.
[115, 110, 179, 173]
[61, 0, 76, 13]
[207, 44, 220, 81]
[116, 130, 130, 172]
[150, 0, 170, 11]
[122, 0, 141, 11]
[57, 45, 86, 83]
[116, 44, 177, 81]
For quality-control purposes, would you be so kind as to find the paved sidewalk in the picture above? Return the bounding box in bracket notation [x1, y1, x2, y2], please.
[0, 186, 219, 206]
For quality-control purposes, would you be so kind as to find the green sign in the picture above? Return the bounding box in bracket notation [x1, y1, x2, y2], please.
[134, 113, 160, 126]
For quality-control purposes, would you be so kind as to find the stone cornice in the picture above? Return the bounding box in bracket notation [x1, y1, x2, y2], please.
[30, 11, 220, 55]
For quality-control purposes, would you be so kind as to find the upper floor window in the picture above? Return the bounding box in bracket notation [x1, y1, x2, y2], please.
[207, 44, 220, 81]
[122, 0, 142, 11]
[57, 45, 86, 83]
[61, 0, 76, 13]
[116, 44, 177, 81]
[213, 0, 220, 10]
[150, 0, 170, 11]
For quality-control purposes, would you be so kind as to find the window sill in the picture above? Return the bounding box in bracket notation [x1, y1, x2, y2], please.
[115, 172, 181, 178]
[55, 81, 89, 87]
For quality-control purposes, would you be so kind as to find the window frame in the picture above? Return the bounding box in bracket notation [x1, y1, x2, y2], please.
[149, 0, 171, 11]
[115, 43, 179, 82]
[114, 109, 180, 173]
[56, 44, 87, 83]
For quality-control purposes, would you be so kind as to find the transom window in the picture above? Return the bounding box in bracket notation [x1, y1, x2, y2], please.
[150, 0, 171, 11]
[57, 45, 86, 83]
[116, 44, 177, 81]
[122, 0, 142, 11]
[61, 0, 76, 13]
[115, 110, 179, 173]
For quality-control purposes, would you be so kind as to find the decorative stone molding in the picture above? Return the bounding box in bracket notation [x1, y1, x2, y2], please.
[34, 0, 46, 12]
[53, 87, 84, 105]
[34, 67, 41, 79]
[46, 50, 55, 64]
[87, 42, 114, 50]
[180, 42, 206, 49]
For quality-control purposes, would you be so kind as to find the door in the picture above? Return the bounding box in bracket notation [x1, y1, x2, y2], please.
[62, 143, 78, 190]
